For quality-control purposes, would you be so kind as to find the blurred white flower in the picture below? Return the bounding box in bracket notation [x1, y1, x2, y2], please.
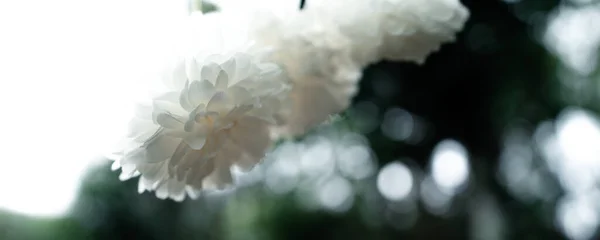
[305, 0, 383, 65]
[254, 0, 468, 137]
[308, 0, 470, 64]
[110, 12, 290, 201]
[376, 0, 469, 64]
[252, 11, 363, 137]
[107, 0, 471, 200]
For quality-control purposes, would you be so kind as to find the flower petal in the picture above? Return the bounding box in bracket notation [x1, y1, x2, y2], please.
[226, 86, 253, 105]
[187, 80, 215, 107]
[231, 53, 255, 82]
[137, 161, 168, 182]
[183, 135, 207, 150]
[187, 158, 215, 189]
[156, 113, 184, 129]
[152, 92, 187, 117]
[221, 140, 257, 172]
[228, 116, 270, 158]
[223, 105, 253, 122]
[187, 58, 203, 82]
[168, 141, 191, 173]
[214, 70, 229, 90]
[144, 135, 180, 163]
[220, 57, 237, 82]
[206, 91, 234, 114]
[179, 81, 195, 112]
[202, 161, 233, 190]
[201, 62, 220, 85]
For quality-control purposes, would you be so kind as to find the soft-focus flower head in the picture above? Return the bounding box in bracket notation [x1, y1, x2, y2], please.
[252, 11, 363, 137]
[110, 11, 290, 201]
[267, 0, 469, 137]
[376, 0, 470, 64]
[307, 0, 470, 64]
[305, 0, 383, 65]
[108, 0, 471, 201]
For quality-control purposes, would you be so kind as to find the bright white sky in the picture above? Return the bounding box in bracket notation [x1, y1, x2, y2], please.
[0, 0, 189, 217]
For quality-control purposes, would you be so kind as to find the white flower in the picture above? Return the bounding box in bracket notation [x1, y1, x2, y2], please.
[253, 0, 469, 137]
[108, 0, 471, 200]
[375, 0, 470, 64]
[307, 0, 470, 64]
[110, 12, 290, 201]
[252, 11, 363, 137]
[304, 0, 384, 65]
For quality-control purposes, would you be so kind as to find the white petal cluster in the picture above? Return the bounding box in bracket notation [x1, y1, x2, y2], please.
[110, 0, 470, 200]
[306, 0, 470, 64]
[375, 0, 470, 64]
[111, 12, 290, 201]
[303, 0, 384, 66]
[251, 12, 363, 136]
[255, 0, 469, 137]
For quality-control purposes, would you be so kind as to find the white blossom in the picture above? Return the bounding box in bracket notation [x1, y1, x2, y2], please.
[108, 0, 471, 200]
[376, 0, 470, 64]
[110, 12, 290, 201]
[304, 0, 383, 65]
[264, 0, 469, 137]
[307, 0, 470, 64]
[251, 11, 363, 137]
